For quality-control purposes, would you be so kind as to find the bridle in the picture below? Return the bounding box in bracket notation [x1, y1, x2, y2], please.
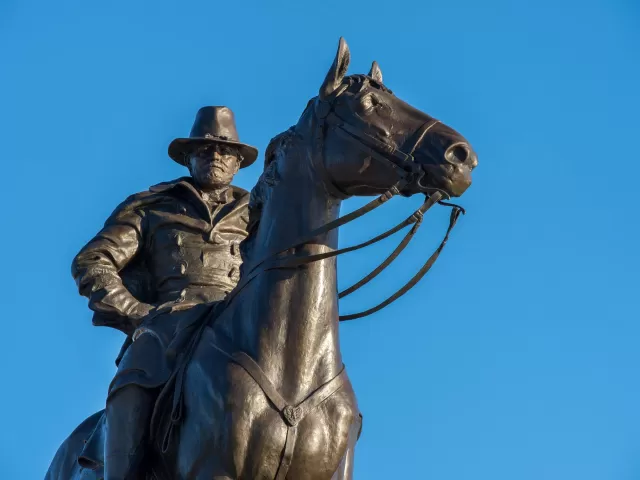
[157, 82, 466, 455]
[226, 79, 465, 321]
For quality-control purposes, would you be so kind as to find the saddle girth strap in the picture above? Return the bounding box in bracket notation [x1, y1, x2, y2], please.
[229, 351, 347, 480]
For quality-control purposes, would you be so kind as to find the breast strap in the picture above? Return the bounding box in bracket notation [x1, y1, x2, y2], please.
[221, 348, 347, 480]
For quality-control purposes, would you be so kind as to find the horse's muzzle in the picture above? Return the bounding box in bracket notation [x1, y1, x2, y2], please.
[419, 162, 474, 198]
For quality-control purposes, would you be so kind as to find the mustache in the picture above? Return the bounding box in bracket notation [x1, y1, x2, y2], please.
[196, 160, 228, 169]
[196, 164, 232, 177]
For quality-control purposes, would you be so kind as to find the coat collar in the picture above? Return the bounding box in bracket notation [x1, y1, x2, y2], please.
[149, 177, 249, 223]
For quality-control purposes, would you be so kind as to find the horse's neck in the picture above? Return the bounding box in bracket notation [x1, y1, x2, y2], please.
[221, 140, 344, 402]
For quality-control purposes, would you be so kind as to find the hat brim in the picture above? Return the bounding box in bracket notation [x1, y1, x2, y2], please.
[168, 137, 258, 168]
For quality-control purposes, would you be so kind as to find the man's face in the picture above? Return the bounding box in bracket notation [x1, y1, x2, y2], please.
[188, 144, 241, 189]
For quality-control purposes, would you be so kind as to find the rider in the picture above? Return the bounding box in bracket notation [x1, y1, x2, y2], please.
[71, 106, 257, 479]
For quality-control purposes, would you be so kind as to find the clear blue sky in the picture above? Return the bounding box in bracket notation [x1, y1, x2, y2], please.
[1, 1, 639, 479]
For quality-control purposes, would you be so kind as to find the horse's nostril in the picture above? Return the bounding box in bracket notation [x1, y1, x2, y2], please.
[469, 152, 478, 169]
[445, 144, 469, 164]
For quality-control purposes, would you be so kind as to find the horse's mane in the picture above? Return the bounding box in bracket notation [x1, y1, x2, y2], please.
[240, 126, 300, 267]
[249, 127, 297, 212]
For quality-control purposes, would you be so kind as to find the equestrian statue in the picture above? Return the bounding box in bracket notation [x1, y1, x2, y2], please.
[46, 37, 477, 480]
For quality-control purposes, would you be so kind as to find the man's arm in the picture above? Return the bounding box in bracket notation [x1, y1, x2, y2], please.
[71, 199, 153, 333]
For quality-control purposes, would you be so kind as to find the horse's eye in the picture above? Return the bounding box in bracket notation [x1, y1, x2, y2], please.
[361, 94, 374, 111]
[360, 93, 383, 115]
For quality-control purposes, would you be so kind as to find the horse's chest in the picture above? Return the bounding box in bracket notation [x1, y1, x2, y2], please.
[180, 340, 359, 479]
[228, 364, 359, 479]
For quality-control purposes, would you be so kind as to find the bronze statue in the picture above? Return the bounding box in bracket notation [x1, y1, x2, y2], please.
[46, 38, 477, 480]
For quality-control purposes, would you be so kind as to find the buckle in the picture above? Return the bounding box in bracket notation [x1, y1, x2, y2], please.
[282, 405, 303, 427]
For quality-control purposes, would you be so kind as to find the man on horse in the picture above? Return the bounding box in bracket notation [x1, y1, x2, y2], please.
[71, 106, 257, 479]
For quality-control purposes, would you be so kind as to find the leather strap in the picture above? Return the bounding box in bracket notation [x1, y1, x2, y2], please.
[331, 114, 440, 176]
[227, 192, 454, 321]
[255, 192, 440, 273]
[339, 215, 422, 299]
[294, 369, 347, 421]
[225, 180, 408, 307]
[228, 350, 347, 480]
[160, 303, 219, 453]
[275, 425, 298, 480]
[223, 190, 442, 314]
[340, 205, 463, 321]
[230, 351, 346, 426]
[231, 352, 287, 411]
[255, 180, 406, 268]
[407, 119, 440, 156]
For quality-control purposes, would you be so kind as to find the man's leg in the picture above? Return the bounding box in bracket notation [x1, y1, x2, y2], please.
[104, 385, 155, 480]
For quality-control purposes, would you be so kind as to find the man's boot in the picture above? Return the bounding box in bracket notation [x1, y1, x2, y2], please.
[104, 385, 155, 480]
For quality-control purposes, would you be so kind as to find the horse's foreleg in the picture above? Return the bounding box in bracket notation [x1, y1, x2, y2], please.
[331, 414, 362, 480]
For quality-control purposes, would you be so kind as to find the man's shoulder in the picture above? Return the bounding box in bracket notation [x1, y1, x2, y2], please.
[147, 177, 190, 195]
[106, 178, 189, 221]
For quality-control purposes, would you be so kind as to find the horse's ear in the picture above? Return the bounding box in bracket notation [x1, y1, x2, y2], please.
[319, 37, 350, 99]
[368, 61, 383, 83]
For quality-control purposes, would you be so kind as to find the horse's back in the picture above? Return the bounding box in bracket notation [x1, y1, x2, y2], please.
[45, 410, 104, 480]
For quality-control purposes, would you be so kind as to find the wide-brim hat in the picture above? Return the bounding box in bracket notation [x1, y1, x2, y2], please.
[168, 106, 258, 168]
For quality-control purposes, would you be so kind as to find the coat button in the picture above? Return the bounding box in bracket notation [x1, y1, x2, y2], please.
[175, 234, 183, 246]
[231, 242, 240, 257]
[179, 263, 187, 274]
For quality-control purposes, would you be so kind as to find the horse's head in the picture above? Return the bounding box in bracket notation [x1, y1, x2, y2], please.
[243, 38, 477, 323]
[306, 38, 477, 199]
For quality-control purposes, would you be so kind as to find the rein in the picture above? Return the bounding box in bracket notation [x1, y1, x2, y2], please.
[226, 84, 465, 321]
[157, 84, 466, 455]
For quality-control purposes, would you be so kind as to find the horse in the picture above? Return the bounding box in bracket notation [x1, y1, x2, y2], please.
[45, 37, 477, 479]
